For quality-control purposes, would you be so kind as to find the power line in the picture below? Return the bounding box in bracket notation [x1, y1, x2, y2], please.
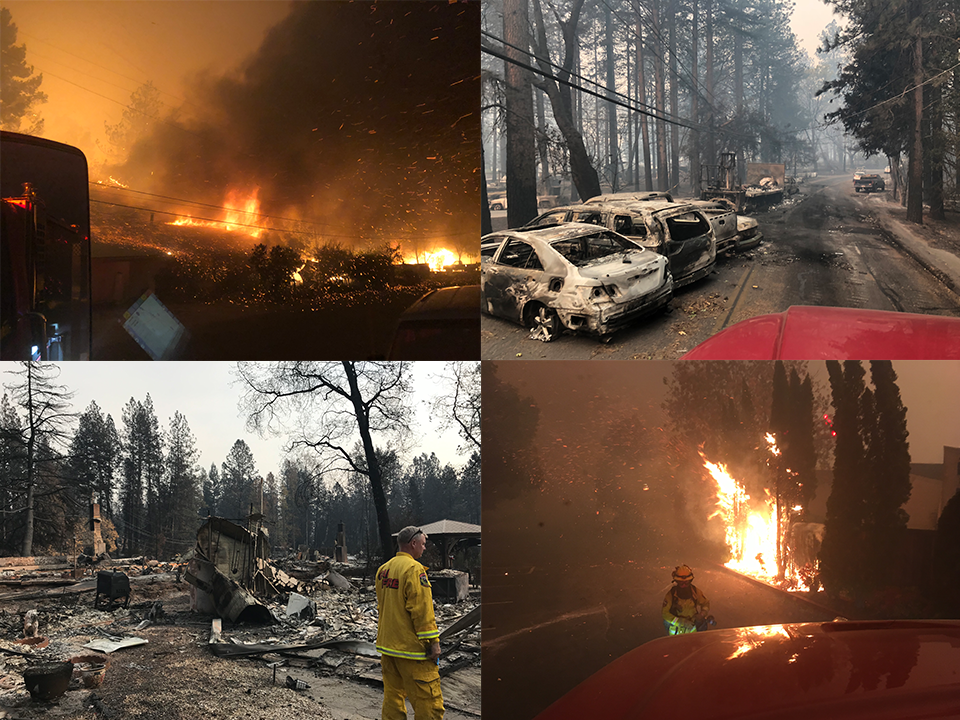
[482, 36, 698, 131]
[484, 32, 757, 143]
[89, 198, 476, 242]
[19, 29, 197, 112]
[828, 60, 960, 123]
[90, 183, 340, 231]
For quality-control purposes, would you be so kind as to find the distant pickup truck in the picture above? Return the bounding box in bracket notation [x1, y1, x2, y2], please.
[854, 173, 885, 193]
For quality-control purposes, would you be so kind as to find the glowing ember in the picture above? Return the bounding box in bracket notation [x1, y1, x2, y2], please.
[168, 188, 264, 238]
[764, 432, 780, 456]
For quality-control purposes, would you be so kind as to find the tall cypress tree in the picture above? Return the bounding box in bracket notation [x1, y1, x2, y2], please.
[863, 361, 912, 593]
[820, 361, 869, 600]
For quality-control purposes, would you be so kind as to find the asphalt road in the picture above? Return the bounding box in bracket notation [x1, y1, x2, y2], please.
[481, 175, 960, 359]
[481, 555, 841, 720]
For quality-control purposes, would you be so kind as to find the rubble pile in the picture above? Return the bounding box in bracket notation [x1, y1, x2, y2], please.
[0, 553, 480, 719]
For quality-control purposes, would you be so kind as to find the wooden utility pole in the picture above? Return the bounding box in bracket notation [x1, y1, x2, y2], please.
[906, 0, 924, 224]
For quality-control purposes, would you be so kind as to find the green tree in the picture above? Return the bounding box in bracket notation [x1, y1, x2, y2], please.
[66, 401, 121, 519]
[220, 439, 258, 521]
[163, 411, 201, 556]
[0, 393, 27, 553]
[458, 451, 481, 525]
[932, 489, 960, 615]
[202, 462, 221, 516]
[787, 371, 819, 513]
[819, 0, 957, 223]
[0, 7, 46, 134]
[119, 396, 163, 555]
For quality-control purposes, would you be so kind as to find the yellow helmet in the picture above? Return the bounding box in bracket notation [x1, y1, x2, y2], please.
[672, 565, 694, 582]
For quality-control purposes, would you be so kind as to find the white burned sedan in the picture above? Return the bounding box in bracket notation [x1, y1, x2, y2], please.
[481, 223, 672, 342]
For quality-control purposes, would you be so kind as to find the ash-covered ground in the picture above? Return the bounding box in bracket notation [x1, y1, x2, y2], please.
[1, 559, 480, 719]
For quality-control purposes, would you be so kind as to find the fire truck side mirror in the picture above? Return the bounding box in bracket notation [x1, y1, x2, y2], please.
[1, 131, 92, 360]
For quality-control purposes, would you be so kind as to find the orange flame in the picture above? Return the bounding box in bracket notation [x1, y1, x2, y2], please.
[169, 188, 264, 239]
[403, 248, 458, 272]
[703, 438, 821, 593]
[703, 457, 779, 582]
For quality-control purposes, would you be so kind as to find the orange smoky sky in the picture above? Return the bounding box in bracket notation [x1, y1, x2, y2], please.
[4, 1, 290, 167]
[4, 1, 481, 255]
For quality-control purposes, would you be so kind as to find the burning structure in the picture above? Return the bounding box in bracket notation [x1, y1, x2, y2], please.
[702, 434, 824, 592]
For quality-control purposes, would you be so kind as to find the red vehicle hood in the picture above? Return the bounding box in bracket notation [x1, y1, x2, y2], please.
[682, 306, 960, 359]
[535, 620, 960, 720]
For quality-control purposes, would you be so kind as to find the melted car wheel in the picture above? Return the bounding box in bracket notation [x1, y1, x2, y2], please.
[528, 304, 561, 342]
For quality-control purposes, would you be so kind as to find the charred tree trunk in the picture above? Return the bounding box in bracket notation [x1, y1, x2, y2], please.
[668, 0, 680, 191]
[637, 17, 654, 191]
[652, 0, 669, 191]
[734, 7, 744, 183]
[21, 369, 37, 557]
[342, 363, 393, 563]
[605, 4, 619, 191]
[532, 0, 601, 201]
[926, 81, 945, 220]
[626, 34, 634, 188]
[503, 0, 538, 226]
[906, 0, 924, 224]
[690, 0, 700, 195]
[536, 89, 551, 190]
[481, 143, 492, 235]
[705, 0, 716, 170]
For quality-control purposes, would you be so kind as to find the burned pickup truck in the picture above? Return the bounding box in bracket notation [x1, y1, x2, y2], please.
[481, 223, 673, 342]
[853, 173, 885, 193]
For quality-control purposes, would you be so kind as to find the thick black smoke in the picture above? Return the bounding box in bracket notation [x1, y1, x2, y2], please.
[123, 1, 479, 254]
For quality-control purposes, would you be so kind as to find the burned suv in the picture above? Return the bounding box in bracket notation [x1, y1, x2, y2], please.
[481, 223, 672, 342]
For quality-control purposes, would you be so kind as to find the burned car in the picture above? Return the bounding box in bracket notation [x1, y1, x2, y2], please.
[524, 201, 716, 288]
[585, 191, 674, 204]
[585, 193, 760, 255]
[481, 223, 672, 341]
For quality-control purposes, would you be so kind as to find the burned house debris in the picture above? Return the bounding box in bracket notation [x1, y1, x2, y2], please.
[0, 516, 480, 719]
[701, 153, 787, 213]
[93, 571, 131, 611]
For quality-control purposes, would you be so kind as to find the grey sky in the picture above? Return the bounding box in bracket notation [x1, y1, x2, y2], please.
[791, 0, 844, 59]
[0, 361, 470, 481]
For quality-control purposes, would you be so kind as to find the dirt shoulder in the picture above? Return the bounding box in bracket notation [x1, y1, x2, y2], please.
[866, 192, 960, 301]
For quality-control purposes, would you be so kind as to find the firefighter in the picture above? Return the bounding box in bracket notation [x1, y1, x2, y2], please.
[662, 564, 710, 635]
[375, 526, 444, 719]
